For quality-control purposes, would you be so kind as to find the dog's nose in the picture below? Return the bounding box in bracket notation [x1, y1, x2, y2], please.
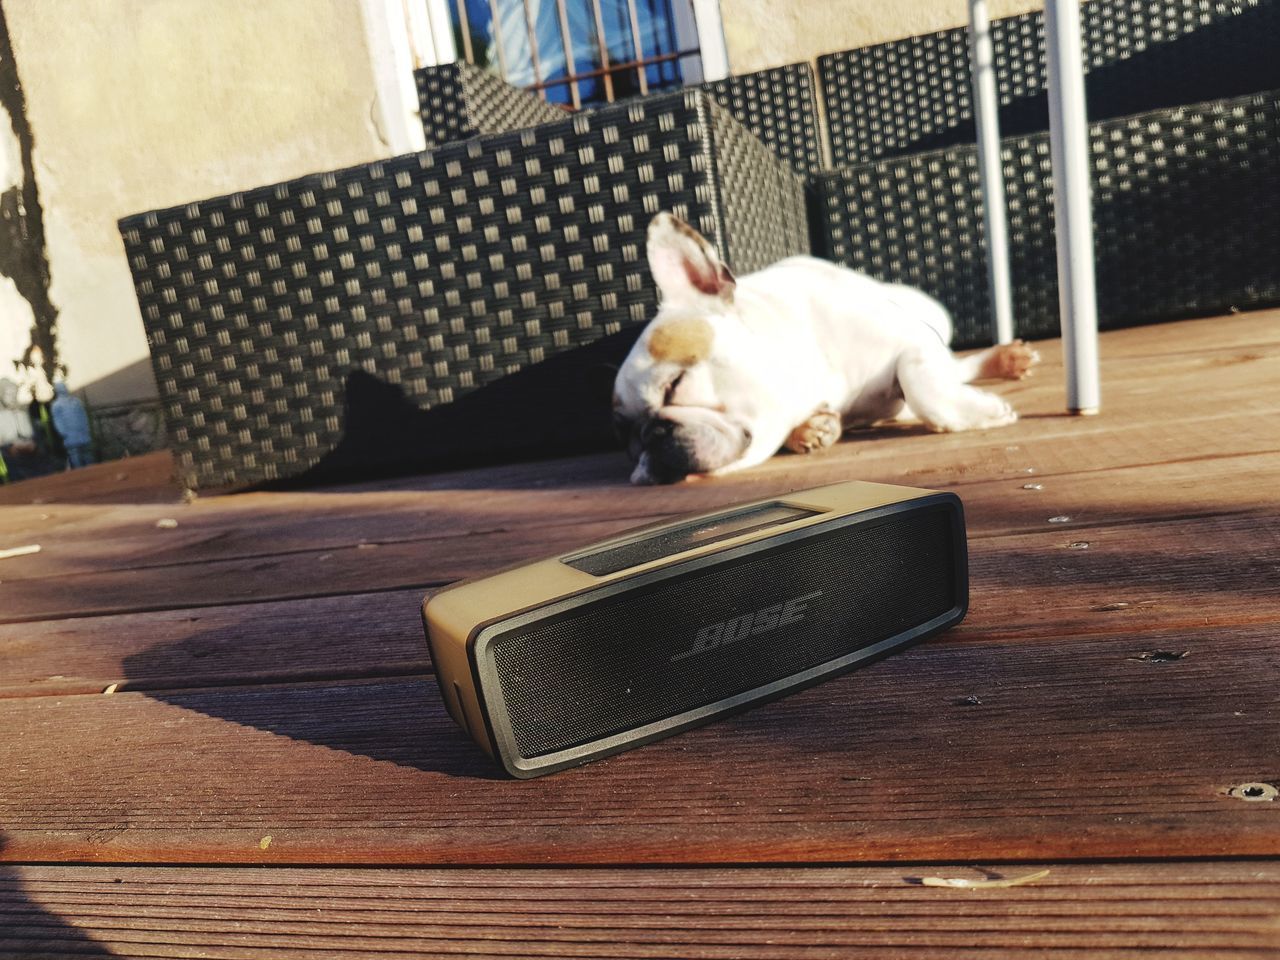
[638, 415, 699, 482]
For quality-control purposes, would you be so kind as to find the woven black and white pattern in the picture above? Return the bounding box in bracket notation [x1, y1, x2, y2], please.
[815, 90, 1280, 347]
[596, 63, 825, 177]
[701, 63, 824, 176]
[121, 90, 807, 488]
[819, 0, 1278, 166]
[414, 62, 567, 147]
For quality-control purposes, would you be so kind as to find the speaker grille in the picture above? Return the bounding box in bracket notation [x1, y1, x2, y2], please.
[488, 505, 958, 759]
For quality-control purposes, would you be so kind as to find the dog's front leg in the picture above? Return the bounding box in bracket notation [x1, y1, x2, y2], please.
[896, 346, 1018, 433]
[705, 412, 797, 476]
[784, 406, 843, 454]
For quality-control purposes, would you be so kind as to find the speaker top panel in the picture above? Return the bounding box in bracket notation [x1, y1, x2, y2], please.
[423, 480, 942, 647]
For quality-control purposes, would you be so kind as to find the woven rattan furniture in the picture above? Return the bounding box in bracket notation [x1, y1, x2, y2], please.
[580, 62, 824, 177]
[813, 0, 1280, 346]
[700, 63, 824, 177]
[413, 62, 567, 147]
[438, 60, 826, 176]
[121, 90, 807, 489]
[819, 0, 1279, 167]
[815, 89, 1280, 347]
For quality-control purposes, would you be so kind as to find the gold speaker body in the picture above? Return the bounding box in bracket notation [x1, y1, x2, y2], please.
[423, 480, 967, 777]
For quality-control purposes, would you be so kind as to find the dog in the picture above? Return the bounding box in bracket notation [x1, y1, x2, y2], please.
[613, 213, 1039, 485]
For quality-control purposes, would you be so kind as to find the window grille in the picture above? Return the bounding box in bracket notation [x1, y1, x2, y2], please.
[449, 0, 703, 107]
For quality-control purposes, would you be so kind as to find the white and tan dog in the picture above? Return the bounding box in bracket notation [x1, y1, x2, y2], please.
[613, 212, 1039, 484]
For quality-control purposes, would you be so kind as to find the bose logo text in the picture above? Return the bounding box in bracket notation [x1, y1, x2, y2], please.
[671, 591, 823, 662]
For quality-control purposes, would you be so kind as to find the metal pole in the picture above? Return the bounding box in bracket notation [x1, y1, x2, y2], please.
[1045, 0, 1101, 414]
[968, 0, 1015, 345]
[453, 0, 475, 65]
[587, 0, 616, 102]
[625, 0, 649, 95]
[486, 0, 511, 80]
[520, 0, 547, 99]
[553, 0, 581, 108]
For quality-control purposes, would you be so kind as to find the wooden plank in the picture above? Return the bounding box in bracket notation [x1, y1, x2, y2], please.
[2, 862, 1278, 958]
[5, 489, 1280, 695]
[4, 496, 1279, 625]
[0, 590, 430, 698]
[0, 312, 1269, 520]
[2, 353, 1269, 604]
[1070, 307, 1280, 360]
[2, 339, 1277, 587]
[5, 406, 1280, 586]
[5, 317, 1274, 563]
[0, 450, 178, 507]
[1, 616, 1277, 866]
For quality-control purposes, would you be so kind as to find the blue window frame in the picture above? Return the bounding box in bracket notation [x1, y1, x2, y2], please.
[450, 0, 702, 107]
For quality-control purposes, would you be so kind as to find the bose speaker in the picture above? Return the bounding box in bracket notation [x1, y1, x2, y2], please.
[423, 480, 967, 777]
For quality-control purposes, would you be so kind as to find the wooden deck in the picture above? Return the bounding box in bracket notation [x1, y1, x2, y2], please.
[2, 311, 1279, 957]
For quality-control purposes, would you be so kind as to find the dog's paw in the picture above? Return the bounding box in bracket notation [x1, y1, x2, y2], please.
[981, 340, 1041, 380]
[924, 392, 1018, 433]
[973, 402, 1019, 430]
[785, 407, 843, 454]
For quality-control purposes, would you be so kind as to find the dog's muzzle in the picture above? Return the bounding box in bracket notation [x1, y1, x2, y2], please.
[631, 407, 751, 484]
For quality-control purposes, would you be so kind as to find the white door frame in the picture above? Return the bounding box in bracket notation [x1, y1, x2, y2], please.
[688, 0, 729, 81]
[670, 0, 728, 83]
[359, 0, 460, 155]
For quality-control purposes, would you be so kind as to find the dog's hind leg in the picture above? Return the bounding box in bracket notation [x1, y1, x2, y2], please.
[897, 346, 1018, 432]
[957, 340, 1041, 382]
[784, 406, 843, 454]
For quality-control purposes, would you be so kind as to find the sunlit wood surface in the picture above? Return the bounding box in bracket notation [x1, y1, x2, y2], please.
[2, 310, 1279, 957]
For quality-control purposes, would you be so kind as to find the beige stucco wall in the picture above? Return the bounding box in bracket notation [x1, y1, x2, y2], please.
[5, 0, 405, 405]
[719, 0, 1049, 74]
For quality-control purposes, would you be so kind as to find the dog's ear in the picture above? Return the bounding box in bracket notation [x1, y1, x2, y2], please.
[646, 212, 736, 305]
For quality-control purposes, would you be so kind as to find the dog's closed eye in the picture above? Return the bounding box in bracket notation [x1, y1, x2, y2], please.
[663, 371, 686, 406]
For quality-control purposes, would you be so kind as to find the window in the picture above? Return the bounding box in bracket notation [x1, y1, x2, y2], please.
[449, 0, 704, 107]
